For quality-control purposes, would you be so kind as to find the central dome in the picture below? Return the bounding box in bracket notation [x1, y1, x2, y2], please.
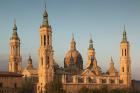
[64, 34, 83, 71]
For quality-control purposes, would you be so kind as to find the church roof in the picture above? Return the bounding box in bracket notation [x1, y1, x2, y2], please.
[80, 69, 96, 77]
[0, 71, 23, 77]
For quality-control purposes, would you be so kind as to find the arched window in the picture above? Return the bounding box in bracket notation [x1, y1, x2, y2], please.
[125, 49, 127, 56]
[41, 57, 43, 66]
[122, 67, 124, 72]
[47, 56, 49, 64]
[44, 35, 46, 46]
[41, 36, 42, 46]
[127, 66, 129, 72]
[16, 46, 18, 55]
[122, 49, 123, 56]
[47, 35, 49, 45]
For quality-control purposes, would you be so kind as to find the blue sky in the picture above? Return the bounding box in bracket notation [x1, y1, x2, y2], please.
[0, 0, 140, 80]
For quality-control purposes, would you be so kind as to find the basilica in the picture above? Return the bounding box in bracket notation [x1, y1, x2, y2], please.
[0, 7, 132, 93]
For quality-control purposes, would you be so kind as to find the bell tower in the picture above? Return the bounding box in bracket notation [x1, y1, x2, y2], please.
[120, 25, 131, 87]
[37, 6, 54, 93]
[9, 20, 22, 73]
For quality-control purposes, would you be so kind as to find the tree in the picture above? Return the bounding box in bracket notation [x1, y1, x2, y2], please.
[17, 79, 34, 93]
[78, 87, 89, 93]
[78, 86, 140, 93]
[46, 79, 66, 93]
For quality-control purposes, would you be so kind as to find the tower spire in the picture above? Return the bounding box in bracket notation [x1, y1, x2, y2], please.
[13, 18, 17, 30]
[124, 24, 126, 31]
[45, 3, 46, 10]
[42, 4, 48, 27]
[110, 57, 114, 64]
[70, 33, 76, 50]
[89, 34, 93, 50]
[11, 19, 18, 39]
[72, 32, 74, 41]
[122, 24, 127, 43]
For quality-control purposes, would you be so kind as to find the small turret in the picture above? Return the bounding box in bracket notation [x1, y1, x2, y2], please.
[121, 25, 127, 43]
[107, 57, 118, 76]
[26, 55, 34, 70]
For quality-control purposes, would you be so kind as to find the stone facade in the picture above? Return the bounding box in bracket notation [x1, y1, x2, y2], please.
[0, 71, 22, 93]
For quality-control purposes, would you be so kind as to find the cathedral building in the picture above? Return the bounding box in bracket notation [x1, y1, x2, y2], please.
[35, 7, 131, 93]
[0, 6, 132, 93]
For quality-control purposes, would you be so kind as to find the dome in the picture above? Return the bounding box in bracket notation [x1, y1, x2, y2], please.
[64, 34, 83, 70]
[65, 50, 82, 60]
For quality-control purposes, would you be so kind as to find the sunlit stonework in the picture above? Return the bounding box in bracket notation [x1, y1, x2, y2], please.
[0, 6, 132, 93]
[36, 8, 131, 93]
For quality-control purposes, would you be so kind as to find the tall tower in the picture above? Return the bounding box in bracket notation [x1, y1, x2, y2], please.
[86, 37, 101, 75]
[37, 6, 54, 93]
[9, 20, 22, 73]
[86, 37, 96, 68]
[120, 25, 131, 87]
